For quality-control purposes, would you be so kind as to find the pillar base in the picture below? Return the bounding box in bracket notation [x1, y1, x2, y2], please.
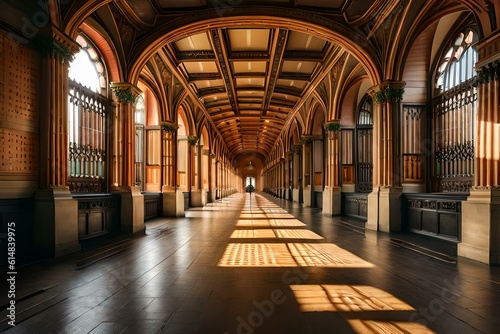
[34, 187, 80, 258]
[303, 186, 312, 207]
[458, 188, 500, 265]
[366, 187, 402, 232]
[292, 188, 300, 203]
[163, 186, 185, 217]
[113, 186, 144, 234]
[191, 189, 208, 207]
[323, 187, 341, 216]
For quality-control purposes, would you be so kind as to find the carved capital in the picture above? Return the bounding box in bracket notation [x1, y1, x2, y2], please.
[477, 60, 500, 84]
[110, 82, 142, 104]
[369, 81, 406, 104]
[324, 120, 341, 132]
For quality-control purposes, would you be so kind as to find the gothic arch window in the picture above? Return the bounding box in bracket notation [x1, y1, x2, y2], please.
[135, 94, 145, 188]
[356, 94, 373, 192]
[68, 33, 111, 192]
[432, 29, 478, 192]
[69, 34, 108, 94]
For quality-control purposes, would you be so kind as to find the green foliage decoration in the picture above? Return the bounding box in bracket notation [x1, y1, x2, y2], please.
[111, 86, 138, 104]
[160, 122, 179, 132]
[187, 135, 199, 145]
[373, 86, 405, 104]
[324, 122, 340, 131]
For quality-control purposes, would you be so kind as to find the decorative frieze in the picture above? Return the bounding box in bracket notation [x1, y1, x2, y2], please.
[68, 178, 102, 193]
[440, 180, 473, 193]
[407, 199, 459, 212]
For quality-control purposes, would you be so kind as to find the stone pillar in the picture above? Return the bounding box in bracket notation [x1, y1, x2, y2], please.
[280, 157, 286, 198]
[110, 82, 144, 233]
[323, 121, 341, 215]
[215, 160, 221, 199]
[34, 31, 80, 258]
[366, 82, 405, 232]
[191, 143, 204, 207]
[292, 145, 302, 203]
[459, 33, 500, 265]
[208, 152, 216, 202]
[285, 152, 292, 200]
[301, 136, 313, 207]
[161, 127, 184, 217]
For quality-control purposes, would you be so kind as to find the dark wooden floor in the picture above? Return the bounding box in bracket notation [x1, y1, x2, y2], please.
[1, 193, 499, 333]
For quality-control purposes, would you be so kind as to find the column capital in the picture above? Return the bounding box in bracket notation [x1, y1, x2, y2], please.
[477, 60, 500, 84]
[292, 145, 303, 156]
[324, 120, 340, 132]
[368, 81, 406, 104]
[300, 135, 316, 145]
[35, 26, 79, 64]
[110, 82, 142, 103]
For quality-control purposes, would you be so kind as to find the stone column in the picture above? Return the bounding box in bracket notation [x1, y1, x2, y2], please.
[34, 31, 80, 258]
[459, 32, 500, 265]
[110, 82, 144, 233]
[323, 121, 341, 215]
[301, 136, 313, 207]
[280, 157, 286, 198]
[292, 145, 302, 202]
[285, 151, 293, 200]
[215, 160, 220, 199]
[208, 152, 216, 202]
[191, 143, 205, 207]
[366, 82, 405, 232]
[161, 127, 184, 217]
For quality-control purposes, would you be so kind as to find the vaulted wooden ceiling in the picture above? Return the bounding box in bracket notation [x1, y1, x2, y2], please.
[164, 27, 335, 157]
[107, 0, 386, 159]
[52, 0, 469, 161]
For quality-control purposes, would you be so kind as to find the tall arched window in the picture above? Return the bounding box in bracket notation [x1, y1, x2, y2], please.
[356, 95, 373, 192]
[433, 29, 478, 192]
[68, 34, 110, 192]
[135, 94, 145, 188]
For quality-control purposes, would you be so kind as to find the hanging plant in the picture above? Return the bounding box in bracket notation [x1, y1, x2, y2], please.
[246, 184, 255, 193]
[373, 86, 405, 104]
[187, 135, 199, 145]
[324, 122, 340, 132]
[160, 122, 179, 132]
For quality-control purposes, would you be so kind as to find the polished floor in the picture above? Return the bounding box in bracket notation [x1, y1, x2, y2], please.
[1, 193, 500, 333]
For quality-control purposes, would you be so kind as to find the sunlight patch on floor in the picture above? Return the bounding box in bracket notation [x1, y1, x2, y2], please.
[218, 243, 374, 267]
[348, 320, 435, 333]
[236, 219, 307, 227]
[229, 229, 323, 239]
[290, 285, 414, 312]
